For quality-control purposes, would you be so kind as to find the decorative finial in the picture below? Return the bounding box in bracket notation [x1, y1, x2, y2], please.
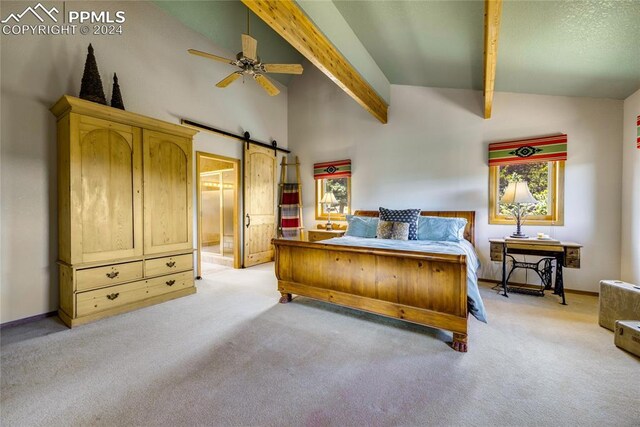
[79, 43, 107, 105]
[110, 73, 125, 110]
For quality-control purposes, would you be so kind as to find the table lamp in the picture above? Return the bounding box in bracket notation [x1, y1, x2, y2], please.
[320, 192, 338, 230]
[501, 181, 538, 238]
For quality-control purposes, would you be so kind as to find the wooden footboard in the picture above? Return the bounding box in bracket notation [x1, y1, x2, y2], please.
[273, 239, 469, 351]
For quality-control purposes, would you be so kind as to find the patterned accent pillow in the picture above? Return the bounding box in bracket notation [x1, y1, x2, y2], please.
[376, 220, 393, 239]
[345, 215, 378, 238]
[379, 207, 420, 240]
[376, 220, 410, 240]
[417, 216, 468, 242]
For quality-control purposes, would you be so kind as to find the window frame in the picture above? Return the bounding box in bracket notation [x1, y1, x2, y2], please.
[315, 177, 351, 221]
[489, 160, 565, 226]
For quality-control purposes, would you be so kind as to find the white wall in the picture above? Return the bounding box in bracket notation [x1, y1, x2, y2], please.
[0, 1, 288, 323]
[288, 62, 623, 292]
[621, 89, 640, 284]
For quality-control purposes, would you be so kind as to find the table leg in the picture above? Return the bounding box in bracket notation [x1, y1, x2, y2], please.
[554, 255, 567, 305]
[501, 243, 508, 298]
[540, 258, 553, 291]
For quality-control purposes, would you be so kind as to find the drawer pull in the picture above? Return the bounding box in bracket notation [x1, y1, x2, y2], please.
[105, 271, 119, 279]
[106, 293, 120, 300]
[166, 280, 176, 286]
[166, 261, 176, 268]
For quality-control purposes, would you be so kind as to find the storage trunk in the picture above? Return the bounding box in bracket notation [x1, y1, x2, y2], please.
[598, 280, 640, 331]
[614, 320, 640, 358]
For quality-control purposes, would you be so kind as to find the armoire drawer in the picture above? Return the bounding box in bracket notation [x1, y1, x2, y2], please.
[76, 261, 144, 291]
[147, 271, 194, 296]
[76, 279, 149, 316]
[145, 254, 193, 276]
[76, 271, 194, 317]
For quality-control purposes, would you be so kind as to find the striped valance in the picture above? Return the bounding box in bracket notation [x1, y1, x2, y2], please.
[314, 159, 351, 179]
[489, 134, 567, 166]
[636, 115, 639, 149]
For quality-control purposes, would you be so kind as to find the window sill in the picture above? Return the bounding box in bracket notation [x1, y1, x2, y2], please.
[489, 218, 564, 226]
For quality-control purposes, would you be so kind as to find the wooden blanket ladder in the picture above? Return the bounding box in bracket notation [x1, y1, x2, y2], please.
[278, 156, 304, 239]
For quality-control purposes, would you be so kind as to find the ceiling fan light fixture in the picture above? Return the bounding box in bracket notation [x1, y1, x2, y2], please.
[187, 13, 303, 96]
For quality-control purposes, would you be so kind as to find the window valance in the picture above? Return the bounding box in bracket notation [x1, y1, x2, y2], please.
[314, 159, 351, 179]
[488, 134, 567, 166]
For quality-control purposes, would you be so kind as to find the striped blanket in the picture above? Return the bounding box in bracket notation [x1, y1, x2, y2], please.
[280, 183, 300, 238]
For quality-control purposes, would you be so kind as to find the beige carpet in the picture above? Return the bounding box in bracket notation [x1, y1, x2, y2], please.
[1, 263, 638, 426]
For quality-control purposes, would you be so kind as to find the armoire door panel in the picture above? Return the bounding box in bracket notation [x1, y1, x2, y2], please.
[244, 144, 276, 267]
[143, 130, 193, 254]
[71, 114, 143, 264]
[80, 129, 133, 253]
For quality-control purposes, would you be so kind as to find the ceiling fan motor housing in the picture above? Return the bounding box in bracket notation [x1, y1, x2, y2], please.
[236, 52, 262, 75]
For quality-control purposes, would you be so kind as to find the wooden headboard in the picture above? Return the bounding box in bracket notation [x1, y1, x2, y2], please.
[353, 210, 476, 246]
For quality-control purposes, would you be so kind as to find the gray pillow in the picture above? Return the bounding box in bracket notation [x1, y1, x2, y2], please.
[417, 216, 468, 242]
[345, 215, 379, 238]
[376, 220, 409, 240]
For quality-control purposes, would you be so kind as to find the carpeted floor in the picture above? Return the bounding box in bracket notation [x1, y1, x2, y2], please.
[1, 263, 638, 426]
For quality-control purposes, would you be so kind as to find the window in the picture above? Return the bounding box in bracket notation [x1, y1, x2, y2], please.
[313, 159, 352, 221]
[315, 177, 351, 221]
[489, 161, 564, 225]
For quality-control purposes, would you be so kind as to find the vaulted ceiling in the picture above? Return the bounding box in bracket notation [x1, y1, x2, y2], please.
[334, 1, 484, 92]
[158, 0, 640, 100]
[334, 0, 640, 99]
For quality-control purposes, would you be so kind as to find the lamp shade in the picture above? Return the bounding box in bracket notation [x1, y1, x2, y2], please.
[320, 192, 338, 205]
[500, 181, 537, 204]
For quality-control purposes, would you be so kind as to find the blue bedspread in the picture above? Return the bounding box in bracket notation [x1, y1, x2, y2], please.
[321, 236, 487, 322]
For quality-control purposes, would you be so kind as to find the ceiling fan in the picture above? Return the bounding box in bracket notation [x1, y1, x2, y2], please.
[188, 11, 303, 96]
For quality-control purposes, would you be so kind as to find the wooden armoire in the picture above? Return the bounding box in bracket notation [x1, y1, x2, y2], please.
[51, 95, 198, 327]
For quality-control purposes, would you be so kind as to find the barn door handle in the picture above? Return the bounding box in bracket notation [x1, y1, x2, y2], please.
[105, 271, 119, 279]
[246, 214, 251, 228]
[106, 293, 119, 300]
[166, 280, 176, 286]
[166, 261, 176, 267]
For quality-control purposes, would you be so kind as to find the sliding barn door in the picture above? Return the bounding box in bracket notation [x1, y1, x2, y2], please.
[244, 144, 276, 267]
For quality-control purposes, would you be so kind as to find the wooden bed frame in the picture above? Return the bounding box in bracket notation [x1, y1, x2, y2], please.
[273, 210, 475, 352]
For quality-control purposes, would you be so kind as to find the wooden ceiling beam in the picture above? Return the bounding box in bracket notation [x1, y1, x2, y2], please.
[484, 0, 502, 119]
[241, 0, 388, 124]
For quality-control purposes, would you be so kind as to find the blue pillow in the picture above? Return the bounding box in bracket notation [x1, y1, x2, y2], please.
[379, 207, 420, 240]
[345, 215, 378, 238]
[417, 216, 468, 242]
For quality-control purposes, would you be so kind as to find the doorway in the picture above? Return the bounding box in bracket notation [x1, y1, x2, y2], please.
[196, 152, 240, 277]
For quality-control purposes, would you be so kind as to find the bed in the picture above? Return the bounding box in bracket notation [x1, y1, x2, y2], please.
[272, 210, 485, 352]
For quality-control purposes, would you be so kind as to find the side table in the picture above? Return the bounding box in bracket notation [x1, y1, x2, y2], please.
[489, 238, 582, 305]
[307, 229, 346, 242]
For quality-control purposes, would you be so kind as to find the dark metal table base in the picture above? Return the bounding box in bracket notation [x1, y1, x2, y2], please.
[498, 245, 567, 305]
[507, 286, 545, 296]
[504, 256, 553, 296]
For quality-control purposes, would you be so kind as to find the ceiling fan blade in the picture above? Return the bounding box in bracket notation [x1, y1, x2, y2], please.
[188, 49, 235, 65]
[262, 64, 304, 75]
[242, 34, 258, 61]
[216, 72, 242, 88]
[254, 74, 280, 96]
